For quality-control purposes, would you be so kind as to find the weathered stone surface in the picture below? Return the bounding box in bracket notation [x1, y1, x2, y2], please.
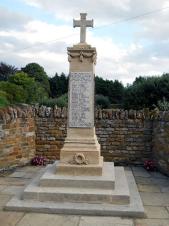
[0, 194, 11, 209]
[137, 184, 160, 193]
[69, 72, 94, 128]
[145, 206, 169, 219]
[0, 106, 35, 169]
[135, 219, 169, 226]
[79, 216, 134, 226]
[132, 167, 151, 178]
[140, 192, 169, 206]
[16, 213, 80, 226]
[2, 186, 23, 196]
[161, 186, 169, 193]
[5, 166, 144, 217]
[0, 211, 24, 226]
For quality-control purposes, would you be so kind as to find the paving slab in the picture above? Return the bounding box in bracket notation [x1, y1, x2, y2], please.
[0, 177, 30, 186]
[135, 177, 154, 185]
[166, 206, 169, 212]
[79, 216, 134, 226]
[149, 172, 168, 179]
[0, 211, 24, 226]
[160, 186, 169, 193]
[16, 213, 80, 226]
[151, 178, 169, 187]
[137, 184, 160, 193]
[140, 192, 169, 206]
[2, 186, 24, 196]
[0, 194, 12, 210]
[135, 219, 169, 226]
[9, 171, 34, 179]
[132, 167, 151, 178]
[0, 185, 6, 192]
[144, 206, 169, 219]
[15, 166, 43, 173]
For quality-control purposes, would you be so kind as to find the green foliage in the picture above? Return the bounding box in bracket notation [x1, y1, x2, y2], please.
[0, 62, 18, 81]
[95, 94, 111, 109]
[95, 76, 124, 105]
[9, 72, 48, 104]
[0, 81, 26, 103]
[0, 91, 9, 107]
[123, 74, 169, 109]
[40, 94, 68, 108]
[55, 93, 68, 107]
[157, 97, 169, 111]
[22, 63, 50, 95]
[49, 73, 68, 98]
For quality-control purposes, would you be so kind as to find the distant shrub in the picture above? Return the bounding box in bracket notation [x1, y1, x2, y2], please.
[95, 94, 111, 109]
[55, 94, 68, 107]
[0, 91, 9, 107]
[40, 93, 68, 108]
[157, 97, 169, 111]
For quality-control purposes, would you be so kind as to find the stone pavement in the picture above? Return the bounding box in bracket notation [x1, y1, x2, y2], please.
[0, 165, 169, 226]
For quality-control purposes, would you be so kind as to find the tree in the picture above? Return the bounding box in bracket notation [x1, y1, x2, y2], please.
[9, 72, 48, 103]
[22, 63, 50, 95]
[0, 81, 26, 103]
[95, 76, 124, 106]
[0, 62, 18, 81]
[95, 94, 111, 109]
[0, 91, 9, 107]
[49, 73, 68, 98]
[123, 74, 169, 109]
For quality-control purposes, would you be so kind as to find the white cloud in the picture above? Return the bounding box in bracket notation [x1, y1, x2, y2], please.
[1, 1, 169, 85]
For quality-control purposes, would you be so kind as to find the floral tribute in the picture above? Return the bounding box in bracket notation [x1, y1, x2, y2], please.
[31, 156, 47, 166]
[144, 160, 156, 171]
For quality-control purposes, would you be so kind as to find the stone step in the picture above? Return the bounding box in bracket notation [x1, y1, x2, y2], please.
[57, 156, 103, 175]
[39, 162, 115, 189]
[5, 166, 145, 217]
[22, 164, 129, 205]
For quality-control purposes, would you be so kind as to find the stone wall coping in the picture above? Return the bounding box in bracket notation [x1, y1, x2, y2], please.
[1, 105, 169, 124]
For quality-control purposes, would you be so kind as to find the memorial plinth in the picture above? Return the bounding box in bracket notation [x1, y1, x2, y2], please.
[57, 43, 103, 175]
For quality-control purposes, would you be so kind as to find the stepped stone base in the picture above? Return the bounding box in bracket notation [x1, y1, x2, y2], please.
[5, 162, 145, 217]
[57, 156, 103, 176]
[40, 161, 115, 189]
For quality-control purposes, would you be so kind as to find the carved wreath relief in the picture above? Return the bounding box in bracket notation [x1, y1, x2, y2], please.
[68, 51, 97, 64]
[69, 153, 88, 165]
[68, 72, 94, 128]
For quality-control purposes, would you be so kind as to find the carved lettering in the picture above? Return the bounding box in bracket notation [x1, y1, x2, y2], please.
[69, 72, 94, 127]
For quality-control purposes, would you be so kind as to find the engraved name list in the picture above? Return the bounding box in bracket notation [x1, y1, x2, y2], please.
[69, 72, 94, 128]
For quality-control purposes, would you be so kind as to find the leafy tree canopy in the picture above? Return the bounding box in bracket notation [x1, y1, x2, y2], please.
[22, 63, 50, 95]
[9, 72, 48, 104]
[0, 62, 18, 81]
[49, 72, 68, 98]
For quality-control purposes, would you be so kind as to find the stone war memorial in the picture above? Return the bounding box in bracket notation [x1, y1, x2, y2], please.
[5, 13, 145, 217]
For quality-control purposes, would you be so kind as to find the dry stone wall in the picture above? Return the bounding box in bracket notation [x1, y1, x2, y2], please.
[0, 105, 169, 176]
[152, 112, 169, 176]
[35, 107, 153, 165]
[0, 106, 35, 169]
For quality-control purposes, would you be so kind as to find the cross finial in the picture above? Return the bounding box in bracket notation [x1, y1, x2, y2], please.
[73, 13, 93, 43]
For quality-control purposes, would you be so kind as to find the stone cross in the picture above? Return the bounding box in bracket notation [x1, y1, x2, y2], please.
[73, 13, 93, 43]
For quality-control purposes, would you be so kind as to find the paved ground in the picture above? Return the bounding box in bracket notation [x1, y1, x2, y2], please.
[0, 165, 169, 226]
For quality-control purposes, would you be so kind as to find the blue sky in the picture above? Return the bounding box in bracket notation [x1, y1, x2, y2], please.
[0, 0, 169, 84]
